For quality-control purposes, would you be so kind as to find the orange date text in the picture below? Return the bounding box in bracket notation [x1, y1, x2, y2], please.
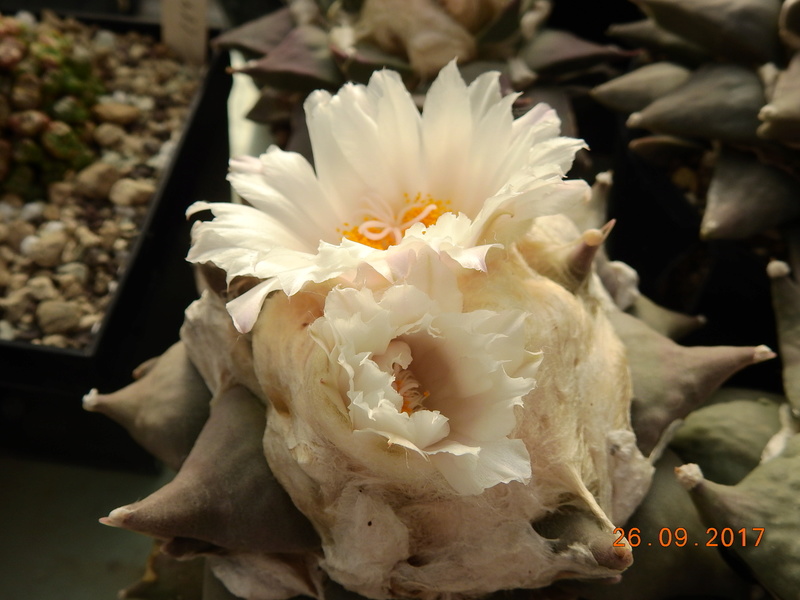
[612, 527, 765, 548]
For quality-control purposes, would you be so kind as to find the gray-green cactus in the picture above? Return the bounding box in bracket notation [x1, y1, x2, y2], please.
[677, 434, 800, 598]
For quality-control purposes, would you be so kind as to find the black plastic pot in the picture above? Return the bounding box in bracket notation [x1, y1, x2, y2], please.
[0, 31, 232, 470]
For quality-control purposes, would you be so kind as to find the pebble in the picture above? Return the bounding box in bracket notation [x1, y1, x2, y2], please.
[75, 161, 123, 200]
[79, 313, 103, 331]
[6, 272, 26, 291]
[56, 274, 85, 299]
[57, 261, 90, 284]
[36, 300, 82, 334]
[7, 220, 35, 251]
[47, 181, 75, 205]
[92, 29, 116, 54]
[109, 178, 156, 207]
[40, 334, 69, 348]
[22, 229, 68, 267]
[0, 288, 33, 322]
[93, 101, 142, 126]
[0, 319, 15, 340]
[19, 201, 45, 222]
[27, 275, 59, 301]
[93, 122, 126, 147]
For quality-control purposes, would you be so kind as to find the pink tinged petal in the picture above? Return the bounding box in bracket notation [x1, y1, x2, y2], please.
[352, 404, 451, 454]
[428, 438, 531, 495]
[383, 246, 464, 313]
[467, 71, 504, 118]
[457, 73, 520, 211]
[226, 279, 281, 333]
[325, 84, 393, 196]
[379, 284, 443, 332]
[421, 61, 474, 206]
[229, 155, 262, 173]
[259, 240, 376, 296]
[256, 146, 347, 236]
[188, 201, 314, 256]
[226, 169, 328, 249]
[402, 213, 500, 271]
[415, 309, 538, 442]
[370, 69, 426, 194]
[526, 137, 589, 178]
[511, 103, 562, 144]
[304, 87, 374, 210]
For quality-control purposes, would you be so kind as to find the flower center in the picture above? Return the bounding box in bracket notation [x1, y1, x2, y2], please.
[338, 193, 451, 250]
[391, 364, 429, 414]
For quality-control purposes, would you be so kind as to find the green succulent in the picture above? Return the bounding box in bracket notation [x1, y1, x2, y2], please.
[0, 12, 106, 200]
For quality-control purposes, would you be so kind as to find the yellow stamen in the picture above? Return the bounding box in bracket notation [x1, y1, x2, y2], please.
[338, 193, 452, 250]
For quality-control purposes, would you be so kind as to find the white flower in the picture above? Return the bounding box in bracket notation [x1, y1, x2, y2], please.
[187, 61, 588, 332]
[308, 261, 542, 496]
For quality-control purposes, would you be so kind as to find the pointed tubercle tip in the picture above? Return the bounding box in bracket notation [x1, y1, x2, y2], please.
[626, 112, 643, 128]
[101, 506, 134, 527]
[753, 344, 776, 363]
[595, 170, 613, 186]
[699, 219, 718, 240]
[674, 463, 704, 490]
[582, 220, 616, 247]
[82, 388, 99, 411]
[767, 260, 791, 279]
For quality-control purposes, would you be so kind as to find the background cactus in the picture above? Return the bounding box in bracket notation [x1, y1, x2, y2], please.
[0, 11, 203, 349]
[213, 0, 637, 169]
[0, 13, 105, 200]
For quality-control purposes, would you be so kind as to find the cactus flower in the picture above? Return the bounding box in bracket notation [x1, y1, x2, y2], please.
[308, 249, 542, 495]
[187, 61, 588, 332]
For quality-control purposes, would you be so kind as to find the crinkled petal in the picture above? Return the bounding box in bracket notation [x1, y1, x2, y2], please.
[428, 437, 531, 495]
[352, 404, 451, 454]
[226, 279, 281, 333]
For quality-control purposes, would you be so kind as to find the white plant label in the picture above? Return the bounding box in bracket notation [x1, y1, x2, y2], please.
[162, 0, 208, 65]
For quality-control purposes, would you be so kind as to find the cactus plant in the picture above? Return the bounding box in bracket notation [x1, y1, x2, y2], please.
[78, 0, 800, 600]
[0, 13, 104, 200]
[84, 51, 797, 599]
[213, 0, 634, 164]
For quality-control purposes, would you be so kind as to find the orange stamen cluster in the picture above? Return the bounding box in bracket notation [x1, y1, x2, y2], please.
[338, 193, 452, 250]
[391, 365, 430, 415]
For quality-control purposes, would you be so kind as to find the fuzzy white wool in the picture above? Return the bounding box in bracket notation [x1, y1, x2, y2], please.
[252, 218, 653, 599]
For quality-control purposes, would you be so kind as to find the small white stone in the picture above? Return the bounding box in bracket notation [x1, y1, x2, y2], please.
[19, 201, 45, 222]
[109, 178, 155, 207]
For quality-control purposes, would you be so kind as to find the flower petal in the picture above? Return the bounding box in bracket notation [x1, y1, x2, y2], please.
[428, 437, 531, 495]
